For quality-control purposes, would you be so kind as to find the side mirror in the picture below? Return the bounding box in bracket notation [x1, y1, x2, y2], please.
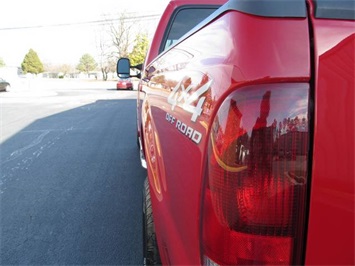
[117, 58, 142, 79]
[117, 58, 131, 78]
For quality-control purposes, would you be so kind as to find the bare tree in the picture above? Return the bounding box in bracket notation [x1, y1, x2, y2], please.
[60, 64, 74, 77]
[95, 12, 138, 80]
[97, 30, 116, 81]
[109, 12, 138, 58]
[96, 11, 151, 80]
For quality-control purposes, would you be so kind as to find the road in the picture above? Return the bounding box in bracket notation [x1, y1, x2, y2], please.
[0, 79, 146, 265]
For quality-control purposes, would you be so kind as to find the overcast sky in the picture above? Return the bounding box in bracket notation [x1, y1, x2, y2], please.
[0, 0, 168, 67]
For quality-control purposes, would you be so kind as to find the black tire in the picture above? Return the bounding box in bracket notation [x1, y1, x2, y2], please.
[143, 178, 161, 265]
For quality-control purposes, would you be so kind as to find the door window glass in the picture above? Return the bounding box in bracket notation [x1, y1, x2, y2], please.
[162, 7, 218, 51]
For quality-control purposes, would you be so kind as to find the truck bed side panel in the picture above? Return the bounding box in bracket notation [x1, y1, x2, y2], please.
[143, 9, 310, 264]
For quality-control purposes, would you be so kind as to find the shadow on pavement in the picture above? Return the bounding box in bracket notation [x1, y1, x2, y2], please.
[0, 99, 146, 265]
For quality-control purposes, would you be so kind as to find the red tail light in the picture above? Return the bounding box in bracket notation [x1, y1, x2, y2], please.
[201, 83, 310, 265]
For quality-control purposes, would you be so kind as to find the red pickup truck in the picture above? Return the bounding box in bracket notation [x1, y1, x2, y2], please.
[117, 0, 354, 264]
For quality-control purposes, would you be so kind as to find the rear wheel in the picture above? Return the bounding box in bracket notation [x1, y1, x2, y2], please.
[143, 178, 161, 265]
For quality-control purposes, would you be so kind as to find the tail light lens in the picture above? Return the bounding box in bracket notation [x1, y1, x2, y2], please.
[201, 83, 310, 265]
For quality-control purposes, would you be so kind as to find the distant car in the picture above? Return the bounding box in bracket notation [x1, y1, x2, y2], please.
[0, 78, 10, 92]
[117, 78, 133, 90]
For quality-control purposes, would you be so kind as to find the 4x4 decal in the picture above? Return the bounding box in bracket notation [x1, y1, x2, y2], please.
[167, 78, 213, 122]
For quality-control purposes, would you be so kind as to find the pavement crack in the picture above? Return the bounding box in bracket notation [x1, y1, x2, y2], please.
[1, 130, 50, 166]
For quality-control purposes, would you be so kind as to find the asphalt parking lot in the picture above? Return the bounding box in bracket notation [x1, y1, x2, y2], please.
[1, 78, 146, 265]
